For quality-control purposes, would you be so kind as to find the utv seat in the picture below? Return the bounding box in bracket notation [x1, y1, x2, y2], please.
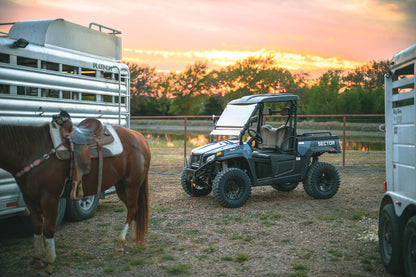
[259, 125, 293, 151]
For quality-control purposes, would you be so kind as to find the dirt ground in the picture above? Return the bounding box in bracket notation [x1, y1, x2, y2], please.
[0, 149, 392, 277]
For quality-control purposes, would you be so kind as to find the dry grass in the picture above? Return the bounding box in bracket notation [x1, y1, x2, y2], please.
[0, 146, 390, 277]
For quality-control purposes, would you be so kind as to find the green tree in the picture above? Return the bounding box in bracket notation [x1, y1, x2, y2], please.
[306, 71, 343, 115]
[169, 62, 208, 115]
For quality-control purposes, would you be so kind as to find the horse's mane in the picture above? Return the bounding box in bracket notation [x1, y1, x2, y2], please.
[0, 123, 51, 156]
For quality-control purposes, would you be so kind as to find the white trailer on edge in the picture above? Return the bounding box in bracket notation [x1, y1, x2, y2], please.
[379, 43, 416, 276]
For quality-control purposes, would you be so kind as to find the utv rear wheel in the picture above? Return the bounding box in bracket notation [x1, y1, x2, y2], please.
[271, 182, 299, 192]
[213, 168, 251, 208]
[181, 170, 212, 197]
[303, 162, 340, 199]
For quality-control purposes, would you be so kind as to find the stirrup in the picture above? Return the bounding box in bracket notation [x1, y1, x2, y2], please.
[70, 181, 84, 201]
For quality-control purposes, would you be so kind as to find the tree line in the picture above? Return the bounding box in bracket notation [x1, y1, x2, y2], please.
[127, 56, 389, 116]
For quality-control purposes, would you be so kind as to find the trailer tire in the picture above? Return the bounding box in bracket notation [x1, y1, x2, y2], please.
[65, 195, 99, 221]
[181, 170, 212, 197]
[271, 182, 299, 192]
[213, 168, 251, 208]
[303, 162, 340, 199]
[404, 216, 416, 276]
[378, 203, 404, 274]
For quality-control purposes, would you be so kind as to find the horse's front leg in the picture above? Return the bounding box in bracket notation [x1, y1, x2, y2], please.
[23, 197, 45, 270]
[38, 195, 59, 275]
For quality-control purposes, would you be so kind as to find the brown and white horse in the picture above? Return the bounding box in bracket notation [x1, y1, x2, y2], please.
[0, 123, 150, 275]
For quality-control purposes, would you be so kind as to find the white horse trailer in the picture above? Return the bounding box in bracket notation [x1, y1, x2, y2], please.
[0, 19, 130, 227]
[379, 43, 416, 276]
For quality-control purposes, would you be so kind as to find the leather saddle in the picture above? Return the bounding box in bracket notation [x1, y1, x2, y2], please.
[51, 112, 123, 201]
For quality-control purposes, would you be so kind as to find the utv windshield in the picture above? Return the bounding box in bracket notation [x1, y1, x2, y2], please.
[210, 103, 257, 136]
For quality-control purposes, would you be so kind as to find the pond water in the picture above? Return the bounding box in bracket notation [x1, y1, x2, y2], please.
[143, 133, 385, 151]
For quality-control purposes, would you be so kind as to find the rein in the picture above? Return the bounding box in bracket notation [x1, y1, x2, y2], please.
[15, 143, 62, 178]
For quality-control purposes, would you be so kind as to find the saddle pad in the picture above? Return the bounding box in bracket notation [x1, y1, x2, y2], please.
[49, 122, 124, 160]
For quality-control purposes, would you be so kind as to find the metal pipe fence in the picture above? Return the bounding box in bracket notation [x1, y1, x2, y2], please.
[131, 114, 385, 166]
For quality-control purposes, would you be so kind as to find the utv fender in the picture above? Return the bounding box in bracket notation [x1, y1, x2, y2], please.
[217, 155, 258, 186]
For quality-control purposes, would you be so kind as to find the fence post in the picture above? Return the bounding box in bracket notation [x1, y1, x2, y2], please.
[343, 116, 346, 166]
[184, 117, 187, 165]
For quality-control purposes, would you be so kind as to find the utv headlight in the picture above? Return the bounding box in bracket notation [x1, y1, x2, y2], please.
[206, 155, 215, 163]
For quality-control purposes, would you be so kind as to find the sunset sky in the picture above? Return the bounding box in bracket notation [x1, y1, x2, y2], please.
[1, 0, 415, 76]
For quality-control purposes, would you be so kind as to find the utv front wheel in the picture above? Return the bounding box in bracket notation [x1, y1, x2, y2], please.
[181, 170, 212, 197]
[213, 168, 251, 208]
[303, 162, 340, 199]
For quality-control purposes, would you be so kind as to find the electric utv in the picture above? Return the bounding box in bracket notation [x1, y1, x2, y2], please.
[182, 93, 341, 208]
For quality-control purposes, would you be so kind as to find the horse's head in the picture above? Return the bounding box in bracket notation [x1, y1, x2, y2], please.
[52, 110, 73, 135]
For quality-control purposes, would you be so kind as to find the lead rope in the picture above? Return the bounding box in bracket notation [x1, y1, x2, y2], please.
[15, 144, 63, 178]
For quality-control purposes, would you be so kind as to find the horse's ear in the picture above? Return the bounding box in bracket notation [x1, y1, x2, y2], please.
[59, 110, 71, 120]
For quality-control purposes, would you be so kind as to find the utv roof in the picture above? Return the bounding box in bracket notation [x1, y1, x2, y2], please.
[229, 93, 299, 104]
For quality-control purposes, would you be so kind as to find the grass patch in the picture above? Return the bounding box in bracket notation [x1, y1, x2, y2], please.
[293, 263, 308, 271]
[163, 254, 177, 261]
[162, 263, 191, 275]
[221, 255, 234, 261]
[103, 264, 116, 273]
[350, 212, 365, 220]
[235, 266, 251, 271]
[235, 253, 250, 263]
[113, 207, 125, 212]
[184, 229, 200, 236]
[328, 249, 343, 257]
[203, 246, 217, 253]
[131, 258, 145, 266]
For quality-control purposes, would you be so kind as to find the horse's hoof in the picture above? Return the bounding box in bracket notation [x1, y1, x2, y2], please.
[113, 249, 123, 258]
[29, 257, 42, 269]
[33, 268, 52, 277]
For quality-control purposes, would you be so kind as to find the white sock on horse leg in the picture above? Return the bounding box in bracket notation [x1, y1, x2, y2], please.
[119, 223, 129, 242]
[33, 234, 44, 258]
[44, 237, 56, 264]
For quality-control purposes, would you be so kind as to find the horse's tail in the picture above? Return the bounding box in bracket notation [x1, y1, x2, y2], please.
[135, 174, 149, 245]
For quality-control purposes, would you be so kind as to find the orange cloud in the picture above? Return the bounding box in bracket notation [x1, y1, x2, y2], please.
[123, 48, 366, 76]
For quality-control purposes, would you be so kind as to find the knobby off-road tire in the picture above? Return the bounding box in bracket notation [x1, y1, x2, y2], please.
[403, 216, 416, 276]
[65, 194, 99, 221]
[212, 168, 251, 208]
[378, 203, 404, 274]
[181, 170, 212, 197]
[303, 162, 340, 199]
[271, 182, 299, 192]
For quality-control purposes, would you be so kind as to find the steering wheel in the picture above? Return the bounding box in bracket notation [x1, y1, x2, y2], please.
[247, 128, 263, 145]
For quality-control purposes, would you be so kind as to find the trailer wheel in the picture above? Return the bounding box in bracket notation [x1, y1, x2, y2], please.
[404, 216, 416, 276]
[181, 170, 212, 197]
[303, 162, 340, 199]
[271, 182, 299, 192]
[378, 203, 404, 274]
[65, 195, 99, 221]
[213, 168, 251, 208]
